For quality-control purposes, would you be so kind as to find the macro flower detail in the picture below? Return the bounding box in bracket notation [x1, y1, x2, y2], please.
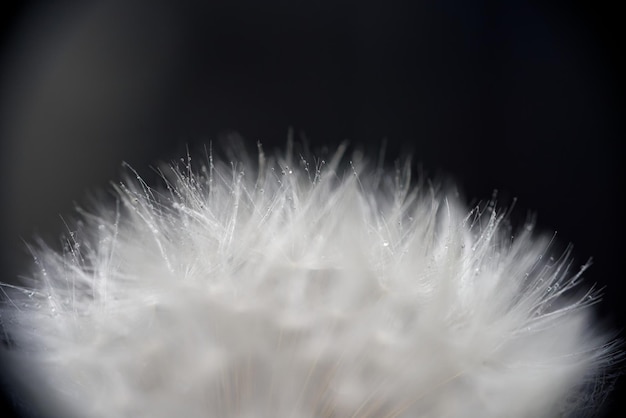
[0, 143, 618, 417]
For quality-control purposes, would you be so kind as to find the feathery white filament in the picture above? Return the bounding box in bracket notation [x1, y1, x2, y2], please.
[0, 143, 618, 417]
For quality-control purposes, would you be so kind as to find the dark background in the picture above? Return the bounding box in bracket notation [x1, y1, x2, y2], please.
[1, 1, 623, 416]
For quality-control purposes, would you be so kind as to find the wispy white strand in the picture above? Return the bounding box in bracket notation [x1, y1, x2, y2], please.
[0, 142, 620, 417]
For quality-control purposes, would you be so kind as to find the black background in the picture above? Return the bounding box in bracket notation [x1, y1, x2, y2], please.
[1, 1, 624, 416]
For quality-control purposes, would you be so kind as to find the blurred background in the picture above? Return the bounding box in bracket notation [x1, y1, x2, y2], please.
[1, 1, 623, 416]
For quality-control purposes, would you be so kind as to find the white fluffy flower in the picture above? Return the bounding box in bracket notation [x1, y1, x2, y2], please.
[0, 142, 618, 417]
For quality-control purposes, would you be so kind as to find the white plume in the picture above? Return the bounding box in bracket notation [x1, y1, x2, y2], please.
[0, 142, 619, 417]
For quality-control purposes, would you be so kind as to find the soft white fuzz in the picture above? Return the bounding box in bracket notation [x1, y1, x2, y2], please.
[1, 143, 618, 417]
